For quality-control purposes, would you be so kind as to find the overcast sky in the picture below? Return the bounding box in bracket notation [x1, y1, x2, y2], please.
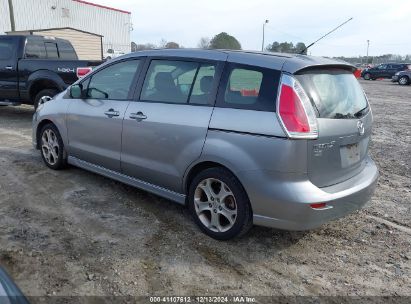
[97, 0, 411, 57]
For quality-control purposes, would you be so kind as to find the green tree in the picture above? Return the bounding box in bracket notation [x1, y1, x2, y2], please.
[165, 42, 180, 49]
[295, 42, 307, 54]
[209, 32, 241, 50]
[266, 41, 307, 54]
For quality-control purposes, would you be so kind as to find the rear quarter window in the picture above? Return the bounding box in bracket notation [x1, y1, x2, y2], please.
[217, 63, 281, 112]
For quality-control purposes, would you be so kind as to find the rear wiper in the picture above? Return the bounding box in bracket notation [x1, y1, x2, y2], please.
[354, 106, 369, 118]
[333, 113, 354, 119]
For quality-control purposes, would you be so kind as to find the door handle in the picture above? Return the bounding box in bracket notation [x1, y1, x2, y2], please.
[104, 109, 120, 118]
[4, 66, 13, 70]
[129, 112, 147, 121]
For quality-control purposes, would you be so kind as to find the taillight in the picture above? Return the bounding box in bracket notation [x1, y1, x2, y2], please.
[76, 67, 92, 78]
[277, 74, 318, 139]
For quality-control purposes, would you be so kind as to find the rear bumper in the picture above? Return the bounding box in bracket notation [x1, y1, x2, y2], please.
[239, 156, 378, 230]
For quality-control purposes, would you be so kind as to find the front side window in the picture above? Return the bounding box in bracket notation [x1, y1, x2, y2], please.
[377, 64, 387, 70]
[0, 38, 15, 60]
[83, 60, 140, 100]
[140, 60, 217, 105]
[219, 64, 280, 111]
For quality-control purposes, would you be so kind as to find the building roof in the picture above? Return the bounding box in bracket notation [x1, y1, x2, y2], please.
[7, 27, 103, 37]
[72, 0, 131, 14]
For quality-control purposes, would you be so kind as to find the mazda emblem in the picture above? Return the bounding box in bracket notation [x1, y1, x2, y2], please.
[357, 121, 365, 136]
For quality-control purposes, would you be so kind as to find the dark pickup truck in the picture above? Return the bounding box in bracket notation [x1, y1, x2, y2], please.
[0, 35, 101, 109]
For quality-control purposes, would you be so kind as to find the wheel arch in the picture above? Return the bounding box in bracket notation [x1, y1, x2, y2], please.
[35, 119, 55, 149]
[183, 161, 251, 209]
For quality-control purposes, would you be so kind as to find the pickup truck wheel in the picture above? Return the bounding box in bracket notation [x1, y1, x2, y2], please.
[34, 89, 59, 110]
[363, 73, 371, 80]
[398, 76, 410, 85]
[39, 124, 67, 170]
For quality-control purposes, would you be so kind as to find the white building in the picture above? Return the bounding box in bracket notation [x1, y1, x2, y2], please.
[0, 0, 132, 59]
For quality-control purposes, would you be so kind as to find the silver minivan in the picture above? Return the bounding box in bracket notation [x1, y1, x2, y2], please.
[33, 49, 378, 240]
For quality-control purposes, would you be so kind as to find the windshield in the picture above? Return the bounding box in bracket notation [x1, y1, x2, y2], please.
[296, 69, 368, 119]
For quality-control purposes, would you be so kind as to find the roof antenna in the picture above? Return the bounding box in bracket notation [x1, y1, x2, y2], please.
[300, 17, 353, 55]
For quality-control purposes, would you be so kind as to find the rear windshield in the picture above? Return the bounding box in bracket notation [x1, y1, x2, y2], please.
[296, 69, 368, 119]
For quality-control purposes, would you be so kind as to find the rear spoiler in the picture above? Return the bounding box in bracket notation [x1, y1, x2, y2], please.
[282, 55, 356, 74]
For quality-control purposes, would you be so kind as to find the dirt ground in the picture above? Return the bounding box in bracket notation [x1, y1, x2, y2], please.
[0, 79, 410, 301]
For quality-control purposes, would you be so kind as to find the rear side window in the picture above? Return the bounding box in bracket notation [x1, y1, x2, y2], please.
[58, 41, 78, 60]
[25, 39, 46, 59]
[84, 60, 141, 100]
[217, 64, 280, 111]
[296, 69, 368, 119]
[0, 38, 15, 60]
[45, 42, 59, 59]
[140, 60, 218, 105]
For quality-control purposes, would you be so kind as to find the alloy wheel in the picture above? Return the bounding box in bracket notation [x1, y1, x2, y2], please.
[194, 178, 237, 233]
[41, 129, 59, 166]
[399, 77, 408, 85]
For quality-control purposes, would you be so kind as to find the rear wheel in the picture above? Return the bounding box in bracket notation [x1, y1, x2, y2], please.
[39, 124, 67, 170]
[34, 89, 58, 110]
[188, 168, 253, 240]
[398, 76, 410, 85]
[363, 73, 371, 80]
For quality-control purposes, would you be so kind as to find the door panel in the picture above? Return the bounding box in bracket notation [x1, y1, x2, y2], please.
[0, 37, 18, 101]
[121, 103, 213, 193]
[67, 99, 130, 172]
[66, 59, 142, 172]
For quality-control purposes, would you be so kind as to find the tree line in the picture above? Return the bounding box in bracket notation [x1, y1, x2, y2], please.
[131, 32, 306, 55]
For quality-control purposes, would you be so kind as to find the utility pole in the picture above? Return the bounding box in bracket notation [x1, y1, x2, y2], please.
[366, 40, 370, 65]
[261, 19, 269, 51]
[7, 0, 15, 32]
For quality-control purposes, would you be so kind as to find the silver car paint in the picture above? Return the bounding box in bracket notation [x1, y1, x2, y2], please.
[66, 99, 130, 172]
[121, 102, 214, 193]
[33, 49, 378, 231]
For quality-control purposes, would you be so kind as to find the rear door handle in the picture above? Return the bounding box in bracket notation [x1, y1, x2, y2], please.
[129, 112, 147, 121]
[4, 66, 13, 70]
[104, 109, 120, 118]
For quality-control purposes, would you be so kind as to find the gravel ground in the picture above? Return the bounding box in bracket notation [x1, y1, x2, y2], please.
[0, 80, 410, 301]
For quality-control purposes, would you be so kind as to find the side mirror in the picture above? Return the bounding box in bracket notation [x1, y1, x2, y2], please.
[70, 84, 83, 99]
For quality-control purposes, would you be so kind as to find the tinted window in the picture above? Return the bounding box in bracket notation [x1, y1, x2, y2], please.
[377, 64, 387, 70]
[58, 41, 78, 60]
[84, 60, 140, 100]
[25, 39, 46, 59]
[45, 42, 59, 59]
[141, 60, 199, 104]
[218, 64, 280, 111]
[0, 38, 15, 60]
[296, 69, 368, 119]
[190, 64, 217, 105]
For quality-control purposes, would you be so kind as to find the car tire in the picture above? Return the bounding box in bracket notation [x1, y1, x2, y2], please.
[34, 89, 59, 110]
[188, 167, 253, 240]
[363, 73, 371, 80]
[398, 76, 410, 86]
[39, 123, 67, 170]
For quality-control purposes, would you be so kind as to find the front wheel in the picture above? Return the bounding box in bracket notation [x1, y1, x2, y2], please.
[363, 73, 371, 80]
[188, 168, 253, 240]
[39, 124, 67, 170]
[398, 76, 410, 85]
